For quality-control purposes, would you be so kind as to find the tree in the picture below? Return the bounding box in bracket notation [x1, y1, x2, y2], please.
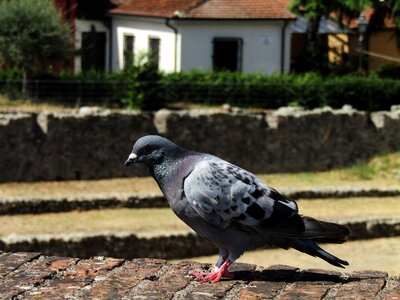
[0, 0, 72, 96]
[289, 0, 400, 73]
[345, 0, 400, 45]
[288, 0, 356, 73]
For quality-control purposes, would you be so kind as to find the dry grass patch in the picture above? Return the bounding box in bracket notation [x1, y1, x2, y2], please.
[0, 197, 398, 237]
[0, 96, 76, 113]
[297, 197, 400, 219]
[0, 208, 188, 237]
[0, 178, 160, 199]
[0, 153, 398, 199]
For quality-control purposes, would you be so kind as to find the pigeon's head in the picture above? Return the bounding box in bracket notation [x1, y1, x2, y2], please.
[125, 135, 182, 168]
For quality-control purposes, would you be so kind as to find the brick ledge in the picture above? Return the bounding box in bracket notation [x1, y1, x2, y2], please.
[0, 251, 399, 299]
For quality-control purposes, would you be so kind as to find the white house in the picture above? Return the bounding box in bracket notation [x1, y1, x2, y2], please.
[74, 19, 111, 73]
[109, 0, 296, 74]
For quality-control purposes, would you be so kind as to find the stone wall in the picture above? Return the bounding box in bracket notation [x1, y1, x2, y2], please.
[1, 106, 399, 182]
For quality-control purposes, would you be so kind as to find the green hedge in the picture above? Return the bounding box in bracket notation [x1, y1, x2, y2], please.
[158, 71, 399, 111]
[0, 68, 399, 111]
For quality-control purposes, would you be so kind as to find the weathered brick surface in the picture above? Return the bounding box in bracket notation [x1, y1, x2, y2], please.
[63, 256, 124, 280]
[335, 271, 388, 300]
[385, 278, 400, 300]
[279, 281, 334, 300]
[0, 255, 76, 299]
[0, 252, 40, 277]
[0, 251, 398, 299]
[131, 261, 206, 299]
[79, 258, 166, 299]
[240, 281, 287, 299]
[24, 256, 122, 299]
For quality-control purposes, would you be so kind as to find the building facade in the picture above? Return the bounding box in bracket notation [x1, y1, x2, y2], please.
[110, 0, 295, 74]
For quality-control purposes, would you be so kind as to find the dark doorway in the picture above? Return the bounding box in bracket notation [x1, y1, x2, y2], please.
[81, 32, 106, 72]
[213, 38, 243, 71]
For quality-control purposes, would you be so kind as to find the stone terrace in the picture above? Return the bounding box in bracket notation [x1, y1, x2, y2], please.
[0, 251, 398, 299]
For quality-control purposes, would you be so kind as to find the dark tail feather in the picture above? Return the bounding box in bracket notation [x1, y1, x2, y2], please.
[289, 239, 349, 268]
[302, 216, 350, 243]
[288, 216, 350, 268]
[260, 215, 350, 243]
[259, 214, 350, 267]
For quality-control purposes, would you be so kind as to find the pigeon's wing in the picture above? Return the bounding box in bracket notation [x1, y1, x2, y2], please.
[183, 157, 299, 231]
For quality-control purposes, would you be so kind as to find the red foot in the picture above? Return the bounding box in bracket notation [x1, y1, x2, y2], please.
[189, 261, 233, 283]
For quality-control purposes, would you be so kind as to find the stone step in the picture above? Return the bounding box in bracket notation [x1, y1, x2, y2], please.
[1, 187, 399, 215]
[0, 216, 399, 260]
[0, 251, 398, 299]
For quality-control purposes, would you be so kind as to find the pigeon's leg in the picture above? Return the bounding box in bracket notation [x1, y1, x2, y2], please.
[197, 260, 233, 283]
[189, 248, 227, 279]
[189, 249, 234, 282]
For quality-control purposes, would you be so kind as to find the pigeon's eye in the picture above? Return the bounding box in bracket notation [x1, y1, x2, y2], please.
[143, 145, 153, 154]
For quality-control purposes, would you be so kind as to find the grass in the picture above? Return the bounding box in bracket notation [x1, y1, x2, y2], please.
[0, 177, 160, 199]
[0, 208, 186, 237]
[298, 197, 400, 219]
[1, 152, 399, 200]
[259, 152, 400, 189]
[0, 197, 399, 237]
[0, 95, 77, 113]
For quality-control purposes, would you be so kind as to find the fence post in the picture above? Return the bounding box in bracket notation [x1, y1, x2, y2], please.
[35, 79, 39, 101]
[77, 80, 82, 108]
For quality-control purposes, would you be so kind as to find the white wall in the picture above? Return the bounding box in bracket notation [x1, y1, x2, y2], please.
[177, 20, 292, 74]
[74, 19, 110, 73]
[111, 16, 177, 72]
[110, 16, 292, 74]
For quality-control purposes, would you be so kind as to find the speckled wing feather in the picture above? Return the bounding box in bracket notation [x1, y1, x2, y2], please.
[183, 156, 299, 231]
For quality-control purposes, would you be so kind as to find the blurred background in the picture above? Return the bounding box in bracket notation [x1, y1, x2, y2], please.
[0, 0, 399, 276]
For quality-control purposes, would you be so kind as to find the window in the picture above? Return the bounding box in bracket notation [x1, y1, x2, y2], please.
[148, 37, 160, 69]
[81, 32, 106, 72]
[123, 34, 135, 69]
[212, 38, 243, 71]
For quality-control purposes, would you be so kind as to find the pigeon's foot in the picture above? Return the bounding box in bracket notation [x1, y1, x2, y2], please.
[189, 261, 233, 283]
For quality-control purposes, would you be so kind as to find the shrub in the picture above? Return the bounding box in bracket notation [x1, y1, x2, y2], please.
[0, 67, 399, 111]
[376, 64, 400, 79]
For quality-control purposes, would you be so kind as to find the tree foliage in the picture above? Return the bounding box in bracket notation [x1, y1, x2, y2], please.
[288, 0, 400, 72]
[288, 0, 355, 72]
[0, 0, 72, 74]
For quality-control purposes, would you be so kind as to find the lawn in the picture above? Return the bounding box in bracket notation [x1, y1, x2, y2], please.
[0, 95, 77, 113]
[0, 197, 399, 237]
[0, 152, 399, 200]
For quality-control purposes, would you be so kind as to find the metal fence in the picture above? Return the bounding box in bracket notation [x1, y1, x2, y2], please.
[0, 79, 295, 108]
[0, 79, 124, 105]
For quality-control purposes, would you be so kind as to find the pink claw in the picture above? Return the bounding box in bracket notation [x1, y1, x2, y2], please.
[189, 261, 233, 283]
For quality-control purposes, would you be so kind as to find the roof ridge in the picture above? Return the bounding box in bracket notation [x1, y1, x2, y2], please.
[178, 0, 210, 17]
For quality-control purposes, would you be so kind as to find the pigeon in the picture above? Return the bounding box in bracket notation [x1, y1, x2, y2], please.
[125, 135, 349, 283]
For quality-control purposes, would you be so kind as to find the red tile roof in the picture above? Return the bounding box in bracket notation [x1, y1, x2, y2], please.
[110, 0, 295, 20]
[346, 8, 397, 29]
[110, 0, 198, 18]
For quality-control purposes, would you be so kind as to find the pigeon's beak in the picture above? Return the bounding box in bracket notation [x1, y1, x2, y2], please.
[124, 152, 137, 167]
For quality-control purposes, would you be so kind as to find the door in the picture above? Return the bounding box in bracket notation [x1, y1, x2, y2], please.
[81, 32, 106, 72]
[213, 38, 243, 71]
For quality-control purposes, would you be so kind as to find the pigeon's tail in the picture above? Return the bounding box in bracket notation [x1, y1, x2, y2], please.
[288, 239, 349, 268]
[288, 216, 350, 268]
[264, 215, 350, 268]
[301, 216, 350, 244]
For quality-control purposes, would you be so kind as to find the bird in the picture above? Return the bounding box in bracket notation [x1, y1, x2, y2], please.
[125, 135, 349, 283]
